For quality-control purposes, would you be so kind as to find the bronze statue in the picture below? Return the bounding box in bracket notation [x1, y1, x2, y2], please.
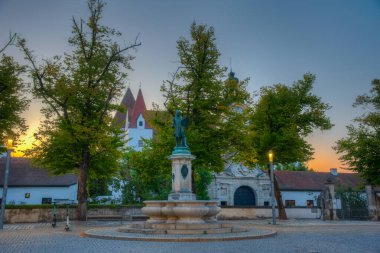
[173, 110, 189, 147]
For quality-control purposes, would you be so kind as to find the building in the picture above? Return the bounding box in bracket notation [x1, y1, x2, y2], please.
[0, 157, 77, 205]
[208, 163, 271, 206]
[113, 87, 153, 151]
[209, 167, 367, 208]
[275, 170, 364, 208]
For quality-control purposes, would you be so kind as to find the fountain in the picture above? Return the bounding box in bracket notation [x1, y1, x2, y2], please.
[84, 110, 276, 241]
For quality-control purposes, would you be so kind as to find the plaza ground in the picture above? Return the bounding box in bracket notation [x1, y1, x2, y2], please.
[0, 219, 379, 253]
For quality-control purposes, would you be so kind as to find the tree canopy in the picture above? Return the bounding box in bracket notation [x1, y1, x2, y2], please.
[123, 23, 251, 201]
[335, 79, 380, 185]
[19, 0, 140, 219]
[0, 55, 29, 148]
[250, 73, 333, 166]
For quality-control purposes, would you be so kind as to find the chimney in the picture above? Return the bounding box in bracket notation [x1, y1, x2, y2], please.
[330, 168, 338, 176]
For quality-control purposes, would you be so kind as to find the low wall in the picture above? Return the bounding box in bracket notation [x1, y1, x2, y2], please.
[4, 206, 321, 223]
[217, 207, 321, 220]
[4, 206, 143, 223]
[5, 207, 78, 223]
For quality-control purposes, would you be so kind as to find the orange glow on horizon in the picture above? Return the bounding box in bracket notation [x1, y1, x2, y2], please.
[12, 125, 38, 157]
[307, 153, 353, 173]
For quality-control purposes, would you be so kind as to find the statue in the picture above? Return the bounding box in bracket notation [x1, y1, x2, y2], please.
[172, 110, 189, 148]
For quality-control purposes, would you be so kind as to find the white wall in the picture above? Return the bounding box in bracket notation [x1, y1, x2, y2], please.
[0, 184, 77, 204]
[127, 114, 153, 151]
[217, 207, 322, 219]
[281, 191, 321, 207]
[208, 175, 272, 206]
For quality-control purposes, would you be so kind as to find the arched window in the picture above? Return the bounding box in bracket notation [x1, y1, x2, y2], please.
[234, 186, 256, 206]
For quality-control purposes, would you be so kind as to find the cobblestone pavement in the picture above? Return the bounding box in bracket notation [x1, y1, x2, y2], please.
[0, 220, 379, 253]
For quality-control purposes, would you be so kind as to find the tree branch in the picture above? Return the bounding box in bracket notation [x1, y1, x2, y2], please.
[72, 18, 88, 60]
[0, 33, 17, 53]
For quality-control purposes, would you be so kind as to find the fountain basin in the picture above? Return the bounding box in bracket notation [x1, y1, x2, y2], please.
[142, 200, 220, 224]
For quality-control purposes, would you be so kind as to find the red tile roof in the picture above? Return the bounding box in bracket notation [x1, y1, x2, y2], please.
[112, 87, 135, 128]
[0, 157, 77, 187]
[113, 88, 151, 129]
[130, 88, 150, 128]
[275, 171, 365, 191]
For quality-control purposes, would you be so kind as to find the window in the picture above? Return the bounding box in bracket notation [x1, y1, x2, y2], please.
[264, 201, 269, 206]
[285, 200, 296, 207]
[138, 139, 143, 147]
[139, 121, 143, 127]
[41, 198, 52, 204]
[307, 200, 314, 207]
[220, 201, 227, 206]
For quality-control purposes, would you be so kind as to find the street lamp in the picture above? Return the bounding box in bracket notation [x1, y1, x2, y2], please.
[269, 150, 276, 225]
[0, 139, 13, 229]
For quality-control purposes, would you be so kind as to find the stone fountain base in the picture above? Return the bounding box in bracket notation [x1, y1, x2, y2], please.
[141, 200, 220, 224]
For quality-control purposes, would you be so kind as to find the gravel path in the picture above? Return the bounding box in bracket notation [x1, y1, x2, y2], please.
[0, 220, 379, 253]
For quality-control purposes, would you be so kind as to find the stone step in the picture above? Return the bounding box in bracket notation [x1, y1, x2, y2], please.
[151, 223, 221, 230]
[118, 227, 167, 234]
[205, 228, 232, 234]
[175, 223, 221, 230]
[166, 229, 206, 235]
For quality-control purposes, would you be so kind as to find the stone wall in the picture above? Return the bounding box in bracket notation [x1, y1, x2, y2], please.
[4, 206, 322, 223]
[4, 206, 143, 223]
[5, 207, 78, 223]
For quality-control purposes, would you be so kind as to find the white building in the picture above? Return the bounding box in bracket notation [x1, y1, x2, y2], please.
[113, 87, 153, 151]
[0, 158, 77, 205]
[209, 168, 365, 207]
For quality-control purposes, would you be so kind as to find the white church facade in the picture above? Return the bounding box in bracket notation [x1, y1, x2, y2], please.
[113, 88, 153, 151]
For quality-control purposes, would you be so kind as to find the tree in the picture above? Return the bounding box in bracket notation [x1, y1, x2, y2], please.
[0, 55, 29, 148]
[161, 22, 252, 195]
[334, 79, 380, 185]
[250, 73, 333, 218]
[122, 23, 251, 201]
[18, 0, 140, 219]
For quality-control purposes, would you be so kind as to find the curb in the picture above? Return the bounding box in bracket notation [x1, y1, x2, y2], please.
[83, 227, 277, 242]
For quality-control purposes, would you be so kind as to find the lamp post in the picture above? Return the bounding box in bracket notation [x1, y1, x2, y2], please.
[269, 150, 276, 225]
[0, 139, 13, 230]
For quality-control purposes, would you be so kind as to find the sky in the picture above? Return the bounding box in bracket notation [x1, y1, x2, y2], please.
[1, 0, 380, 172]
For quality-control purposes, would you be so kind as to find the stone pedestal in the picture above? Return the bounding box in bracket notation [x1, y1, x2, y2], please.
[168, 148, 196, 201]
[141, 146, 221, 224]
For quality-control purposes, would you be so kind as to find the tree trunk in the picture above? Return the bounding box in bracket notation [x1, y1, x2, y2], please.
[274, 175, 287, 220]
[77, 150, 90, 220]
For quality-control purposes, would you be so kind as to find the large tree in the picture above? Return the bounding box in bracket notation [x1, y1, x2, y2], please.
[123, 23, 251, 201]
[162, 23, 252, 194]
[0, 55, 29, 148]
[334, 79, 380, 185]
[250, 73, 333, 218]
[19, 0, 140, 219]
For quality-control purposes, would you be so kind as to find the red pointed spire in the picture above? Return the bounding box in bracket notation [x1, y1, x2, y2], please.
[112, 87, 135, 128]
[130, 88, 150, 128]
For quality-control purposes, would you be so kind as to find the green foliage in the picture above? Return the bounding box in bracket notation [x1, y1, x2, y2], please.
[335, 79, 380, 185]
[0, 55, 29, 146]
[121, 137, 172, 203]
[88, 178, 110, 198]
[194, 166, 212, 200]
[122, 23, 253, 199]
[250, 73, 333, 165]
[18, 0, 140, 218]
[161, 22, 252, 172]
